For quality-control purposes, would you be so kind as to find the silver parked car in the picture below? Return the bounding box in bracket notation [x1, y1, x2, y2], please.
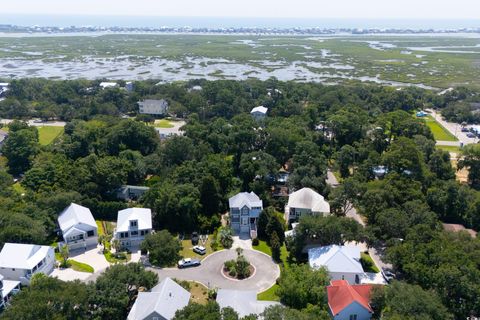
[178, 258, 201, 269]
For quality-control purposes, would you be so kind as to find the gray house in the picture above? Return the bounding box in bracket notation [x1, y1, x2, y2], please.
[116, 185, 150, 201]
[114, 208, 152, 249]
[216, 289, 279, 318]
[127, 277, 191, 320]
[228, 192, 263, 238]
[138, 99, 169, 116]
[58, 203, 98, 251]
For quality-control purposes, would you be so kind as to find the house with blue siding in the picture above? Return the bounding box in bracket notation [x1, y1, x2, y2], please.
[228, 192, 263, 238]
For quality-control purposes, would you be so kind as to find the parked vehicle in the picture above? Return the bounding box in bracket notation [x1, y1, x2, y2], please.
[381, 270, 396, 283]
[467, 132, 476, 138]
[191, 232, 199, 245]
[178, 258, 201, 269]
[461, 127, 469, 132]
[193, 245, 206, 255]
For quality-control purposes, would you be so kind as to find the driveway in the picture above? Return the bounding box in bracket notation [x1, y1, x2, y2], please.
[69, 245, 110, 273]
[148, 249, 280, 293]
[427, 109, 477, 146]
[51, 268, 92, 282]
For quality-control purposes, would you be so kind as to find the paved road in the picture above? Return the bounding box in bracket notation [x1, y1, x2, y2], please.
[427, 109, 477, 146]
[326, 170, 392, 271]
[148, 249, 280, 293]
[0, 119, 66, 127]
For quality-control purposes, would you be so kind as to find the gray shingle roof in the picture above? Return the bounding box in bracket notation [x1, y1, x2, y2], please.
[57, 203, 96, 234]
[127, 277, 190, 320]
[228, 192, 263, 209]
[287, 187, 330, 213]
[216, 289, 280, 318]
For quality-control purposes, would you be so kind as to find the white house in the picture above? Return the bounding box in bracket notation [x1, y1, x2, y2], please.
[216, 289, 280, 318]
[138, 99, 169, 116]
[127, 277, 190, 320]
[308, 245, 364, 285]
[228, 192, 263, 238]
[114, 208, 152, 249]
[0, 243, 55, 285]
[99, 82, 118, 89]
[250, 106, 268, 121]
[0, 274, 21, 309]
[58, 203, 98, 251]
[327, 280, 373, 320]
[285, 187, 330, 222]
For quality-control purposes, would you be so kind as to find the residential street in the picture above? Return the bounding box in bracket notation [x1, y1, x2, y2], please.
[147, 249, 280, 293]
[326, 169, 392, 271]
[427, 108, 477, 146]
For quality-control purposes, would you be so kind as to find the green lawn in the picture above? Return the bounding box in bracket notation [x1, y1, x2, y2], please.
[180, 235, 215, 260]
[96, 220, 105, 237]
[436, 145, 462, 153]
[360, 252, 380, 273]
[68, 259, 94, 273]
[423, 116, 458, 142]
[153, 119, 174, 128]
[257, 284, 280, 301]
[37, 126, 64, 145]
[104, 251, 131, 263]
[253, 239, 289, 301]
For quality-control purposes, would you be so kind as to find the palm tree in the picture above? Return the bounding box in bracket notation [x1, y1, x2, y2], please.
[59, 245, 69, 268]
[219, 228, 233, 249]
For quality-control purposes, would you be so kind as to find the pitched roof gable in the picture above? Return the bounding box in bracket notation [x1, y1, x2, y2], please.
[287, 187, 330, 213]
[58, 203, 96, 233]
[116, 208, 152, 233]
[308, 245, 364, 273]
[228, 192, 263, 210]
[328, 280, 372, 315]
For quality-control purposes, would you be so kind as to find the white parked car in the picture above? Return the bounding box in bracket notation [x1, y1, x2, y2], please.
[193, 245, 206, 255]
[178, 258, 201, 269]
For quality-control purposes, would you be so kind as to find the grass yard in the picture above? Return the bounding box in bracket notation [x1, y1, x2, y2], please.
[104, 251, 131, 263]
[257, 284, 280, 301]
[153, 119, 174, 128]
[423, 116, 458, 142]
[436, 145, 462, 154]
[37, 126, 64, 145]
[96, 220, 105, 236]
[360, 252, 380, 273]
[189, 282, 209, 305]
[253, 239, 289, 269]
[68, 259, 94, 273]
[180, 235, 215, 260]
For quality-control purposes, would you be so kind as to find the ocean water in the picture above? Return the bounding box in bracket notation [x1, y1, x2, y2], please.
[0, 14, 479, 30]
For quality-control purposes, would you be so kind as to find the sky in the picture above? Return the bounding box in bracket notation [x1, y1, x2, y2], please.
[1, 0, 479, 19]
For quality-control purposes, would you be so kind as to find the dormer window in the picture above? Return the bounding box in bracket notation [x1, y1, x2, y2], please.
[130, 220, 138, 227]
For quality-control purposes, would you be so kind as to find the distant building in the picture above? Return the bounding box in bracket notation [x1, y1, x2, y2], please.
[116, 185, 150, 201]
[250, 106, 268, 121]
[125, 81, 134, 92]
[138, 99, 169, 116]
[285, 187, 330, 222]
[114, 208, 152, 249]
[57, 203, 98, 251]
[216, 289, 280, 318]
[416, 110, 427, 117]
[442, 223, 477, 238]
[228, 192, 263, 238]
[128, 277, 190, 320]
[0, 130, 8, 151]
[0, 243, 55, 285]
[327, 280, 373, 320]
[99, 82, 118, 89]
[0, 83, 9, 97]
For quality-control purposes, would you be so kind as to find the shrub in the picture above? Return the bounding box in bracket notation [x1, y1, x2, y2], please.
[208, 288, 218, 300]
[173, 278, 191, 291]
[218, 227, 234, 249]
[252, 237, 259, 246]
[236, 255, 251, 279]
[270, 231, 281, 263]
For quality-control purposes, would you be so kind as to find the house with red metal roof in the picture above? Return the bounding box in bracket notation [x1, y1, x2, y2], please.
[327, 280, 373, 320]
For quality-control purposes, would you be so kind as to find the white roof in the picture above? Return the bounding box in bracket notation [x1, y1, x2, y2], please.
[287, 187, 330, 213]
[99, 82, 118, 88]
[116, 208, 152, 233]
[250, 106, 268, 114]
[0, 243, 53, 270]
[216, 289, 280, 318]
[2, 279, 20, 298]
[229, 192, 263, 209]
[308, 245, 363, 273]
[58, 203, 97, 234]
[127, 277, 190, 320]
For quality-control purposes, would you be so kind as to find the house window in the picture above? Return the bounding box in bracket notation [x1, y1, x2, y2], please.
[130, 220, 138, 227]
[241, 217, 248, 225]
[349, 315, 358, 320]
[342, 275, 345, 280]
[131, 231, 138, 236]
[140, 230, 145, 236]
[87, 230, 94, 237]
